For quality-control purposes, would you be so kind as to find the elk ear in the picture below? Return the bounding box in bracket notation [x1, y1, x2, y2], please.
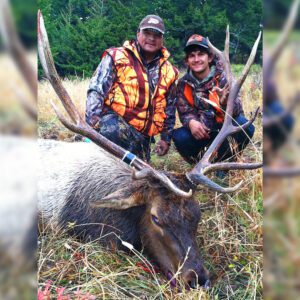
[90, 186, 145, 210]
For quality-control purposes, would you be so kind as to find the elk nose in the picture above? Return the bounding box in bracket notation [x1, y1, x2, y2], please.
[188, 278, 197, 289]
[182, 268, 210, 289]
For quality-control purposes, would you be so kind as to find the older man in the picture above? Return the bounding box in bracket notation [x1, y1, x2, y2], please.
[86, 15, 178, 161]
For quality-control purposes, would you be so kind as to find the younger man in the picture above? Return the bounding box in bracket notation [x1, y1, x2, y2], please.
[173, 34, 255, 164]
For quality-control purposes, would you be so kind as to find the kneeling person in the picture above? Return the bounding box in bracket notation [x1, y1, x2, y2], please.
[86, 15, 178, 162]
[173, 34, 255, 164]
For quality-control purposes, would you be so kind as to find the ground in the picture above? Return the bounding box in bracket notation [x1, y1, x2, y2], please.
[37, 64, 263, 299]
[263, 32, 300, 299]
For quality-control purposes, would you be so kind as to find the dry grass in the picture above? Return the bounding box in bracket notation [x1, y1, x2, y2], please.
[0, 53, 37, 298]
[38, 78, 88, 140]
[0, 52, 36, 135]
[38, 65, 263, 299]
[264, 32, 300, 299]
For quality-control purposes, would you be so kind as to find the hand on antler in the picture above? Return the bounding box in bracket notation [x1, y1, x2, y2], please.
[189, 119, 210, 140]
[212, 83, 230, 106]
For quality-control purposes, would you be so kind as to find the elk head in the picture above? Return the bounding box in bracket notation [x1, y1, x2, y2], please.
[139, 181, 208, 288]
[88, 173, 208, 288]
[38, 10, 262, 289]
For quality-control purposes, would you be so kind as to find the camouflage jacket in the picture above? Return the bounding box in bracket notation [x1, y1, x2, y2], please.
[176, 56, 244, 130]
[86, 40, 177, 144]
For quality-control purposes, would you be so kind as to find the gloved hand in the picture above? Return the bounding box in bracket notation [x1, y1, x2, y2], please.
[154, 140, 169, 156]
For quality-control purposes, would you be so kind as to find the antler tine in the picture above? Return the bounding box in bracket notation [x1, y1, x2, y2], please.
[132, 169, 192, 198]
[0, 0, 37, 100]
[206, 38, 222, 57]
[237, 31, 262, 88]
[224, 25, 230, 57]
[187, 172, 244, 194]
[202, 162, 263, 175]
[50, 100, 81, 133]
[264, 92, 300, 127]
[207, 26, 232, 84]
[224, 25, 231, 81]
[186, 29, 262, 193]
[264, 167, 300, 178]
[199, 105, 259, 169]
[38, 10, 81, 124]
[269, 0, 299, 70]
[38, 10, 192, 198]
[14, 87, 37, 120]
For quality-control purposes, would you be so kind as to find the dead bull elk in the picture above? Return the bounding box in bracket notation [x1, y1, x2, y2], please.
[38, 10, 262, 289]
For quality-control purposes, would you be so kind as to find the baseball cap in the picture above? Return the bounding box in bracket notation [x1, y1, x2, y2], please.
[184, 34, 209, 52]
[139, 15, 165, 35]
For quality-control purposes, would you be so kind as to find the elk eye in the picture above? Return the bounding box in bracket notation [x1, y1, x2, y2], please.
[151, 215, 160, 226]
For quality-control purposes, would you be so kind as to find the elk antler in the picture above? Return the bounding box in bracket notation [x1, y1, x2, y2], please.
[37, 10, 192, 198]
[263, 0, 300, 177]
[264, 167, 300, 177]
[0, 0, 37, 120]
[263, 0, 299, 110]
[265, 0, 300, 79]
[186, 26, 262, 193]
[264, 92, 300, 128]
[264, 0, 300, 110]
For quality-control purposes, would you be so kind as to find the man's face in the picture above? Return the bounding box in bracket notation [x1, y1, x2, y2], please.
[185, 49, 213, 75]
[137, 29, 163, 55]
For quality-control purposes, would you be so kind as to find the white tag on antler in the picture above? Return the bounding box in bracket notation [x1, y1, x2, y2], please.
[122, 241, 134, 250]
[202, 98, 218, 108]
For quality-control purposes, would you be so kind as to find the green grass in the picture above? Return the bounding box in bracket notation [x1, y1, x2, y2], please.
[264, 30, 300, 45]
[232, 64, 261, 77]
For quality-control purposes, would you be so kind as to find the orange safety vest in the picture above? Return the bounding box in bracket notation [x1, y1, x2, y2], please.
[102, 41, 179, 136]
[183, 77, 225, 123]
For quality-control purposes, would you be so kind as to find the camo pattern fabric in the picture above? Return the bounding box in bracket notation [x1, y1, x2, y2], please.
[176, 56, 244, 130]
[85, 54, 116, 129]
[97, 111, 152, 162]
[85, 40, 177, 144]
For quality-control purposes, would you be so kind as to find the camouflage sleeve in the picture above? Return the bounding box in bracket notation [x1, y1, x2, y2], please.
[176, 81, 199, 128]
[160, 81, 177, 144]
[85, 54, 116, 128]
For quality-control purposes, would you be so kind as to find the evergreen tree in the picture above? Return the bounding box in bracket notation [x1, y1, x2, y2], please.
[38, 0, 262, 78]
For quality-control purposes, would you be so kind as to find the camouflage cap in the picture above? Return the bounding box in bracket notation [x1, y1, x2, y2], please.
[184, 34, 209, 52]
[139, 15, 165, 35]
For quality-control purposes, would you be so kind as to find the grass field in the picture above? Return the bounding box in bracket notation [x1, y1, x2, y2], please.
[0, 53, 36, 136]
[264, 31, 300, 299]
[38, 65, 263, 299]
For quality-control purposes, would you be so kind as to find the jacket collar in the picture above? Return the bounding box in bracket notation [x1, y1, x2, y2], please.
[188, 65, 216, 85]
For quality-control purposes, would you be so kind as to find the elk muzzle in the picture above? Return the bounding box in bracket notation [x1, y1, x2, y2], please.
[182, 265, 210, 289]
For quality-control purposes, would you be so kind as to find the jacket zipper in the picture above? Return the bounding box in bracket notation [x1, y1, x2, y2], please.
[141, 60, 166, 134]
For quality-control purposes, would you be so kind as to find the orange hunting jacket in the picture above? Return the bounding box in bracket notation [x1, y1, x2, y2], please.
[176, 56, 244, 130]
[102, 41, 179, 137]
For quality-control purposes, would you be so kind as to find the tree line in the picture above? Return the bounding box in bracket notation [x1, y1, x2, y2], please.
[37, 0, 262, 78]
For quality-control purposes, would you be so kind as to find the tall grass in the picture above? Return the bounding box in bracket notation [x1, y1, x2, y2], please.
[263, 33, 300, 299]
[0, 53, 36, 135]
[38, 65, 262, 299]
